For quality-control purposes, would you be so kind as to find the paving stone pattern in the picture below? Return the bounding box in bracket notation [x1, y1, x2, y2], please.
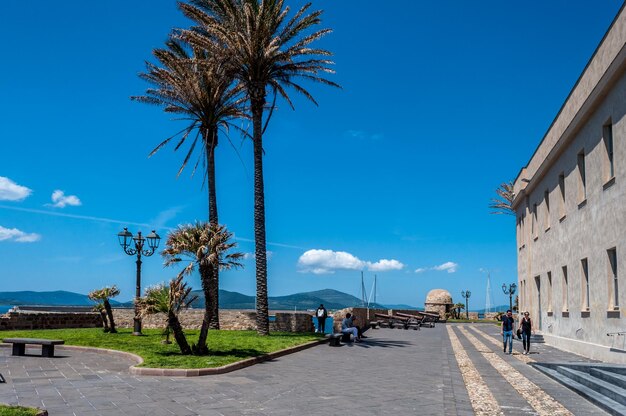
[0, 327, 467, 416]
[0, 324, 612, 415]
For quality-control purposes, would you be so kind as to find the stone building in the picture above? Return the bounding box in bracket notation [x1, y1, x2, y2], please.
[513, 5, 626, 362]
[424, 289, 453, 319]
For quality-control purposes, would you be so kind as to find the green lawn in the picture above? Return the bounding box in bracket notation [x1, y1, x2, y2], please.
[0, 328, 322, 369]
[0, 404, 40, 416]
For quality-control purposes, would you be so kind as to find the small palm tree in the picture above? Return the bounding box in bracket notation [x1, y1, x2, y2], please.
[133, 39, 247, 329]
[178, 0, 340, 335]
[452, 303, 465, 319]
[162, 222, 243, 354]
[136, 270, 198, 355]
[88, 286, 120, 333]
[489, 181, 515, 215]
[92, 302, 110, 332]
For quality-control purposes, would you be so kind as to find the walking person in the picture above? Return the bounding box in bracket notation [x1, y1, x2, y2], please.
[519, 311, 533, 355]
[315, 304, 328, 334]
[501, 309, 515, 354]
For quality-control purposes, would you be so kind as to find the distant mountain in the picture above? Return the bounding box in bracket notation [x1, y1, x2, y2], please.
[0, 288, 418, 311]
[0, 290, 121, 306]
[191, 288, 389, 310]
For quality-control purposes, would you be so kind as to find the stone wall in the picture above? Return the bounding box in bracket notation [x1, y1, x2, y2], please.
[111, 309, 313, 332]
[0, 311, 101, 330]
[0, 308, 315, 333]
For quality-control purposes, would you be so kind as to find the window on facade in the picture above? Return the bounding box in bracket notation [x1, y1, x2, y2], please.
[562, 266, 569, 311]
[559, 173, 566, 219]
[547, 271, 553, 312]
[544, 190, 550, 230]
[608, 248, 618, 309]
[532, 203, 538, 239]
[603, 122, 614, 181]
[581, 258, 590, 311]
[578, 151, 586, 202]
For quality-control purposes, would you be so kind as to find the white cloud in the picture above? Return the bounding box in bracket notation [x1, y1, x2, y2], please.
[297, 249, 404, 274]
[434, 261, 458, 273]
[0, 177, 32, 201]
[369, 259, 405, 272]
[0, 225, 41, 243]
[49, 190, 82, 208]
[415, 261, 459, 274]
[298, 249, 365, 274]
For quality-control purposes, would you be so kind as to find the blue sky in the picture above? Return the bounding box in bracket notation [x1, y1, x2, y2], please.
[0, 1, 623, 309]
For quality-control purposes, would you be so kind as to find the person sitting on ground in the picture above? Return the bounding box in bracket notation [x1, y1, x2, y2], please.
[341, 313, 361, 342]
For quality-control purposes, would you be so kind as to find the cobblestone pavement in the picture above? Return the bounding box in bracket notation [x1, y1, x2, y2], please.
[0, 325, 611, 415]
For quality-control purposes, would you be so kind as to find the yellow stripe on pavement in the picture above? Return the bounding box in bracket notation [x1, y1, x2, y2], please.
[468, 325, 534, 364]
[458, 326, 572, 416]
[445, 325, 503, 416]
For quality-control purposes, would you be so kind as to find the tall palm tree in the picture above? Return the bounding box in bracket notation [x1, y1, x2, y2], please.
[489, 181, 515, 215]
[178, 0, 339, 335]
[162, 222, 243, 354]
[132, 38, 246, 329]
[136, 270, 198, 355]
[88, 286, 121, 334]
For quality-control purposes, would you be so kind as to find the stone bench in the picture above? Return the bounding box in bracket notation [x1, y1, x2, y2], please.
[3, 338, 65, 358]
[328, 332, 353, 346]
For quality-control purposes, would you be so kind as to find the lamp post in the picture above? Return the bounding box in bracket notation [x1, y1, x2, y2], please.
[461, 290, 471, 319]
[117, 227, 160, 335]
[502, 282, 517, 312]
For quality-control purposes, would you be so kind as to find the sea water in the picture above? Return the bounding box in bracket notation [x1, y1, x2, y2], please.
[0, 305, 12, 314]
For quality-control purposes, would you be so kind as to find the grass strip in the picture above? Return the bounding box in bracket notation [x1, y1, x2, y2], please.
[0, 404, 41, 416]
[0, 328, 322, 369]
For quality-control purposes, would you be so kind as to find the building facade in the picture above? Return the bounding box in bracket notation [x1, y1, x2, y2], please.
[513, 5, 626, 362]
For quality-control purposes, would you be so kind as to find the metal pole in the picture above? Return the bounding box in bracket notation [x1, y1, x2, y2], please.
[465, 296, 469, 319]
[134, 252, 142, 335]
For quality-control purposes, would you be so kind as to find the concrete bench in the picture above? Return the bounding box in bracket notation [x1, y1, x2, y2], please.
[3, 338, 65, 358]
[329, 333, 343, 346]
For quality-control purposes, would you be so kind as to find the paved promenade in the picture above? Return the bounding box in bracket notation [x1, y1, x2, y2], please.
[0, 324, 610, 415]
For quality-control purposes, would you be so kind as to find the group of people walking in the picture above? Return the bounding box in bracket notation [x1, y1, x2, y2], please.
[500, 309, 534, 355]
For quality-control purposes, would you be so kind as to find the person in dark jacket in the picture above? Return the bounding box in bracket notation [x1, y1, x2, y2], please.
[315, 304, 328, 334]
[500, 309, 515, 354]
[519, 311, 533, 355]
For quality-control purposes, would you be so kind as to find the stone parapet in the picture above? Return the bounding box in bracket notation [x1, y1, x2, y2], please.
[0, 308, 314, 333]
[0, 311, 101, 330]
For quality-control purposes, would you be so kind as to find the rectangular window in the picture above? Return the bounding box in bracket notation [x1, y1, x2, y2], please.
[547, 271, 553, 312]
[544, 190, 550, 230]
[608, 248, 618, 309]
[532, 203, 538, 239]
[604, 122, 614, 180]
[559, 173, 566, 219]
[562, 266, 569, 311]
[578, 151, 586, 202]
[582, 258, 590, 310]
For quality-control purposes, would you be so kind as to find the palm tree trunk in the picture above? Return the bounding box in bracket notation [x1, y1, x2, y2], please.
[168, 310, 192, 355]
[195, 262, 212, 354]
[99, 309, 110, 332]
[205, 127, 220, 330]
[251, 97, 269, 336]
[104, 300, 117, 333]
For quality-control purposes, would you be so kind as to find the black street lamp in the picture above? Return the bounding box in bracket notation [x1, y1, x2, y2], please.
[502, 282, 517, 312]
[117, 227, 160, 335]
[461, 290, 471, 319]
